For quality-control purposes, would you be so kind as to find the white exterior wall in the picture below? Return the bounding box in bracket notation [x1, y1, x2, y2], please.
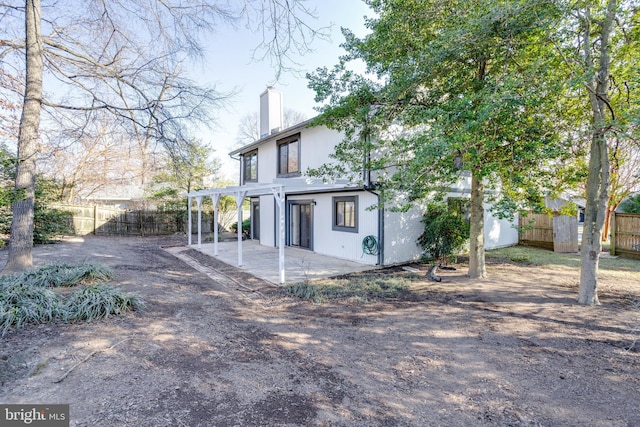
[241, 122, 518, 266]
[382, 204, 425, 265]
[483, 203, 519, 249]
[299, 126, 343, 171]
[258, 194, 276, 247]
[287, 191, 379, 265]
[257, 143, 277, 183]
[253, 125, 342, 184]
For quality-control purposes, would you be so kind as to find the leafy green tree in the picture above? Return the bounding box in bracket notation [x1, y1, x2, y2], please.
[147, 139, 221, 210]
[417, 202, 470, 264]
[308, 0, 572, 278]
[549, 0, 639, 304]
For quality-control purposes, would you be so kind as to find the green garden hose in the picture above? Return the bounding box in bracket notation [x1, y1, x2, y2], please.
[362, 235, 379, 256]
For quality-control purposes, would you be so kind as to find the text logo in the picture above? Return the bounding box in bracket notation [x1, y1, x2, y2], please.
[1, 405, 69, 427]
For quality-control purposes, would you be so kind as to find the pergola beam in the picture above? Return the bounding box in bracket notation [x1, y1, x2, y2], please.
[210, 194, 221, 256]
[272, 186, 286, 284]
[186, 180, 346, 285]
[196, 196, 203, 247]
[234, 190, 248, 267]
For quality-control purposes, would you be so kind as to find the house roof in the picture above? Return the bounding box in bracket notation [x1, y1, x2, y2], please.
[228, 118, 316, 158]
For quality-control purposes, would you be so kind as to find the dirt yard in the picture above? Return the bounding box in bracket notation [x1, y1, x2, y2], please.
[1, 236, 639, 427]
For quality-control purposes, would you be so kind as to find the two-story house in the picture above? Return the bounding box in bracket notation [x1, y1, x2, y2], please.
[186, 87, 518, 282]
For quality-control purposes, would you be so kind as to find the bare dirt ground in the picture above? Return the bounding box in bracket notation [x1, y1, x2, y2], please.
[1, 235, 639, 427]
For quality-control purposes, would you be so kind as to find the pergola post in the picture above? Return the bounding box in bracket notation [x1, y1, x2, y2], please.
[210, 193, 221, 256]
[272, 186, 286, 284]
[187, 196, 192, 246]
[234, 190, 247, 267]
[196, 196, 203, 248]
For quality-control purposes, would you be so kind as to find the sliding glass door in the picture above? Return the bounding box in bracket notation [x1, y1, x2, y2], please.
[288, 201, 313, 249]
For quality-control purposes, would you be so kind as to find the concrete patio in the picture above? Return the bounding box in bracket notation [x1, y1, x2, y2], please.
[190, 240, 378, 285]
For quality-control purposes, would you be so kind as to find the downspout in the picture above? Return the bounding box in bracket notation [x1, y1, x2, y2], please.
[364, 186, 384, 266]
[363, 124, 384, 266]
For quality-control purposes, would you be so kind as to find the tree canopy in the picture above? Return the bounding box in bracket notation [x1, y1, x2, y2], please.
[308, 0, 574, 278]
[0, 0, 322, 272]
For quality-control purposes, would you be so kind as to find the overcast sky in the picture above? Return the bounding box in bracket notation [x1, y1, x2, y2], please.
[190, 0, 372, 180]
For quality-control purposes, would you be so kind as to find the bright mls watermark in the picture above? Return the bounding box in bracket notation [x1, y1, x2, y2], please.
[1, 405, 69, 426]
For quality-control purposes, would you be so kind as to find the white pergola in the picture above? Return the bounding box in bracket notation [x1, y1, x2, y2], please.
[185, 179, 356, 284]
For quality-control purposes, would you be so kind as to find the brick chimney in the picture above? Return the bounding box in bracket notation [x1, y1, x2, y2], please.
[260, 86, 283, 138]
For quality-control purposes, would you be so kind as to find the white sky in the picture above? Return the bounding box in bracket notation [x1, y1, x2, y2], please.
[189, 0, 372, 181]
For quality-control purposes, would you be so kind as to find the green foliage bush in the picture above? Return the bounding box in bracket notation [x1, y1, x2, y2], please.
[0, 282, 62, 335]
[64, 284, 145, 322]
[0, 263, 142, 335]
[230, 218, 251, 235]
[619, 194, 640, 214]
[0, 176, 73, 243]
[417, 202, 470, 263]
[11, 262, 114, 288]
[33, 205, 74, 243]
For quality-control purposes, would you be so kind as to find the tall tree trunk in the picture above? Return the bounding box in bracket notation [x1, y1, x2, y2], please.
[602, 206, 614, 243]
[579, 131, 608, 305]
[468, 172, 486, 279]
[3, 0, 43, 274]
[578, 1, 616, 305]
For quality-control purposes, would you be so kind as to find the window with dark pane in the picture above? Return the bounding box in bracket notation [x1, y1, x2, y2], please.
[277, 134, 300, 176]
[243, 150, 258, 183]
[333, 196, 358, 232]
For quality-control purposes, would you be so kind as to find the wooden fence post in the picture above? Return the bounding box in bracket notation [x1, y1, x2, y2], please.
[610, 211, 616, 256]
[93, 204, 97, 235]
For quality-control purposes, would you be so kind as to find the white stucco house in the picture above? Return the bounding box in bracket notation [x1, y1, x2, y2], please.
[186, 87, 518, 283]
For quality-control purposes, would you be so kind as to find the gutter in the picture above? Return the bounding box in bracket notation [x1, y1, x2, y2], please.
[364, 184, 384, 267]
[362, 126, 383, 266]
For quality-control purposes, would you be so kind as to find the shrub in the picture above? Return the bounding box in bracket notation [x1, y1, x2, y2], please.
[619, 194, 640, 214]
[33, 205, 73, 243]
[0, 282, 63, 336]
[230, 218, 251, 235]
[64, 284, 145, 322]
[0, 177, 73, 243]
[16, 262, 114, 288]
[417, 202, 470, 264]
[0, 263, 142, 335]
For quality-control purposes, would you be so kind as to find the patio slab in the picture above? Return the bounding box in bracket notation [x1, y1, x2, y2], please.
[191, 240, 378, 284]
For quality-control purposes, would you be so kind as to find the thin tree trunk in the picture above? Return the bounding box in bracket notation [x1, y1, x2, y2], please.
[578, 1, 616, 305]
[468, 172, 486, 279]
[579, 132, 608, 305]
[602, 206, 613, 242]
[3, 0, 43, 274]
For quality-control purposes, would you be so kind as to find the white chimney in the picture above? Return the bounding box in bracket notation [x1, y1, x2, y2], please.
[260, 86, 283, 138]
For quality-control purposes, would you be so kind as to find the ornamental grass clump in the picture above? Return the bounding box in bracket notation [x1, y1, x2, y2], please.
[12, 262, 114, 288]
[0, 263, 141, 336]
[0, 282, 63, 336]
[286, 275, 413, 303]
[64, 284, 145, 322]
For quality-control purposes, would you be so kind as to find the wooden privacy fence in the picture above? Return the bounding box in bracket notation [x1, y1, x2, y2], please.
[610, 212, 640, 260]
[52, 204, 217, 237]
[519, 213, 554, 250]
[518, 212, 578, 253]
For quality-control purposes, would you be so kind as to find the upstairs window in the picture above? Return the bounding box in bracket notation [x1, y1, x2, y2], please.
[333, 196, 358, 232]
[277, 134, 300, 177]
[243, 150, 258, 183]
